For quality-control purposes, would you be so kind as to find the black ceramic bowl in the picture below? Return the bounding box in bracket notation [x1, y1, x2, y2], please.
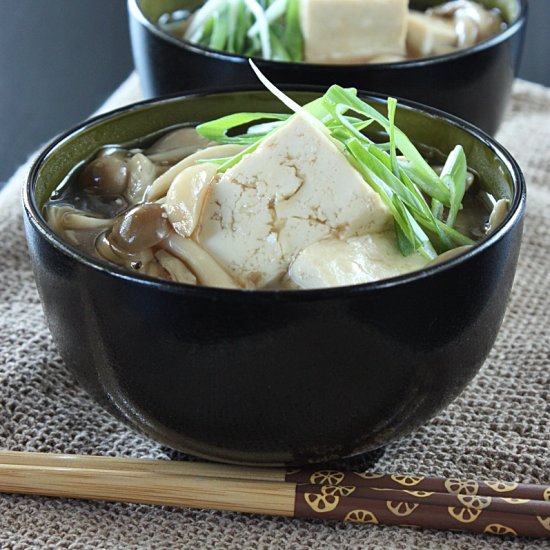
[128, 0, 527, 135]
[24, 89, 525, 465]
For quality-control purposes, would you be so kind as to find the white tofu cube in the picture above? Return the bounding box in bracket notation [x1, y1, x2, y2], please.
[407, 10, 458, 58]
[198, 115, 391, 288]
[289, 232, 429, 289]
[300, 0, 409, 64]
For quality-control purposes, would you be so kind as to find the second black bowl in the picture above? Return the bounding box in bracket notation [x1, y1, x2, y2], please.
[128, 0, 527, 135]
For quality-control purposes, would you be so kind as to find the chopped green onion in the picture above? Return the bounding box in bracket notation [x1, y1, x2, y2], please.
[244, 0, 271, 58]
[248, 0, 287, 37]
[269, 30, 292, 62]
[322, 86, 451, 205]
[387, 97, 400, 175]
[234, 2, 251, 52]
[226, 0, 241, 53]
[209, 11, 229, 51]
[186, 0, 226, 42]
[345, 138, 436, 258]
[440, 145, 467, 228]
[181, 0, 303, 61]
[197, 112, 289, 144]
[431, 199, 444, 221]
[284, 0, 303, 62]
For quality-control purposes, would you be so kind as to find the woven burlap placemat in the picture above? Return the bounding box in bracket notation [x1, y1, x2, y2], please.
[0, 76, 548, 549]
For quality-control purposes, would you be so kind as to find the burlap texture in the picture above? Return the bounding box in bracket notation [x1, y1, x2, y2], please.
[0, 77, 548, 549]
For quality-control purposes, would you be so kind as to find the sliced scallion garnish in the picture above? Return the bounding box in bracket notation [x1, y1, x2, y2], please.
[182, 0, 303, 61]
[197, 112, 290, 144]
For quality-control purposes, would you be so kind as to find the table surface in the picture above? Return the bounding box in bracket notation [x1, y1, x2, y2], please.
[0, 0, 549, 186]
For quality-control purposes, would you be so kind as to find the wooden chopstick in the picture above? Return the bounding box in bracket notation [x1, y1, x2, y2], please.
[0, 451, 549, 539]
[0, 463, 295, 516]
[0, 450, 284, 482]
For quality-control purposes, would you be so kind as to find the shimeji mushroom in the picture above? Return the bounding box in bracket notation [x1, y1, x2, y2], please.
[127, 153, 158, 203]
[96, 231, 158, 274]
[146, 144, 246, 201]
[146, 127, 212, 164]
[61, 212, 114, 231]
[407, 0, 503, 58]
[164, 163, 218, 238]
[428, 0, 503, 47]
[109, 203, 170, 254]
[45, 205, 114, 246]
[163, 233, 238, 288]
[78, 155, 128, 197]
[487, 199, 510, 234]
[154, 249, 198, 285]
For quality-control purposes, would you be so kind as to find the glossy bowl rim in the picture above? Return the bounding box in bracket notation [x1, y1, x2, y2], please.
[128, 0, 528, 69]
[24, 87, 526, 302]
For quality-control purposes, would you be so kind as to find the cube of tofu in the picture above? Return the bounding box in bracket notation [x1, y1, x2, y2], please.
[198, 115, 391, 288]
[300, 0, 409, 64]
[289, 232, 429, 289]
[407, 10, 458, 58]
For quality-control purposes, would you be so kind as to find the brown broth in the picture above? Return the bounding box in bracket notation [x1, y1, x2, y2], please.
[44, 125, 496, 289]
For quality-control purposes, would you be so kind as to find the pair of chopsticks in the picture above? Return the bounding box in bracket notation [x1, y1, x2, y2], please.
[1, 451, 549, 539]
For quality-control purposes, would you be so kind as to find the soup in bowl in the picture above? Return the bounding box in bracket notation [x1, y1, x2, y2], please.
[23, 88, 525, 465]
